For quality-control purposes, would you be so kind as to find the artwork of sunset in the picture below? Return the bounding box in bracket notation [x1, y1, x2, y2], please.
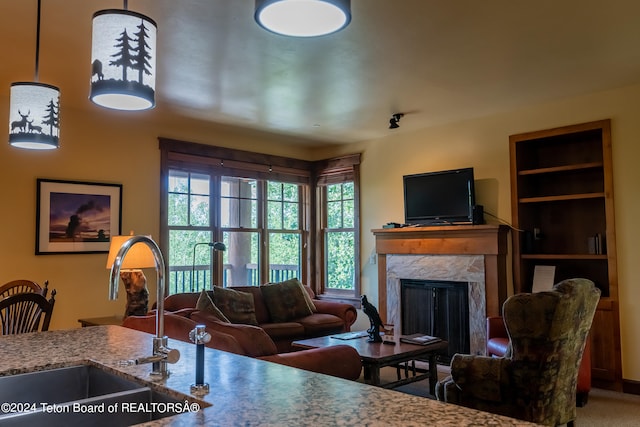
[48, 192, 112, 242]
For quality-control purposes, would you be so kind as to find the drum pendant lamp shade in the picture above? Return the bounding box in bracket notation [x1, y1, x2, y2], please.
[8, 0, 61, 150]
[9, 83, 61, 150]
[90, 9, 157, 111]
[255, 0, 351, 37]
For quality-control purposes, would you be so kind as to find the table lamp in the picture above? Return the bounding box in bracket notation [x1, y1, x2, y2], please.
[106, 233, 156, 317]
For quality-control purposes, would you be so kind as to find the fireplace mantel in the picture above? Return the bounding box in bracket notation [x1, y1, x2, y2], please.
[373, 224, 510, 324]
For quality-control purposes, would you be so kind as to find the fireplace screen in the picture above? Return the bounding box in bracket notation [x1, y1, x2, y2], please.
[400, 279, 470, 362]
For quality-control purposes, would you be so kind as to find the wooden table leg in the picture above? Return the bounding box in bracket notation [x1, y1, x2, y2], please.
[369, 365, 381, 386]
[428, 354, 438, 395]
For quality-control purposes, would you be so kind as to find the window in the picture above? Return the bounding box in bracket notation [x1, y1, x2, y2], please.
[159, 139, 359, 300]
[315, 155, 361, 302]
[167, 170, 215, 293]
[220, 177, 259, 287]
[266, 181, 302, 283]
[324, 182, 355, 291]
[220, 178, 304, 287]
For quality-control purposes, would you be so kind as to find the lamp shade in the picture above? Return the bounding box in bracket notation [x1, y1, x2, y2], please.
[255, 0, 351, 37]
[90, 9, 157, 111]
[106, 235, 156, 270]
[8, 82, 61, 149]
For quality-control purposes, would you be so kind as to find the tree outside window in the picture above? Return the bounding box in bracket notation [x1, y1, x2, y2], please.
[167, 170, 214, 293]
[324, 182, 355, 291]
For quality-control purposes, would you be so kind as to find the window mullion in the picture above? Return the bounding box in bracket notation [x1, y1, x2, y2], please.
[259, 181, 269, 284]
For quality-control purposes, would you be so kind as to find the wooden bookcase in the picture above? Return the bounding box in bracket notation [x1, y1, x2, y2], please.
[509, 119, 622, 389]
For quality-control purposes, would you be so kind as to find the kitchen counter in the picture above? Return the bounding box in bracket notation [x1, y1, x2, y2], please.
[0, 326, 538, 426]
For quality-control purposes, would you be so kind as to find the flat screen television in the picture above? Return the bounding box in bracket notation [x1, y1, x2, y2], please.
[403, 167, 476, 225]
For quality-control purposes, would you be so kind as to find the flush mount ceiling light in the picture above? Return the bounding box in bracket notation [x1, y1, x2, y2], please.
[255, 0, 351, 37]
[389, 113, 404, 129]
[90, 1, 157, 111]
[9, 0, 61, 150]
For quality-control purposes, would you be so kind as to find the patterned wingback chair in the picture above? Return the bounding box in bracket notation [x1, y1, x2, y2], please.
[436, 278, 600, 427]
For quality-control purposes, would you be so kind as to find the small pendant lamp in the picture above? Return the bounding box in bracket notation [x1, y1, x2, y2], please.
[90, 1, 157, 111]
[9, 0, 61, 150]
[255, 0, 351, 37]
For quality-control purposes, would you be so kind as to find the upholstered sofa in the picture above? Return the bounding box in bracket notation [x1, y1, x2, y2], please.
[161, 282, 358, 353]
[122, 312, 363, 380]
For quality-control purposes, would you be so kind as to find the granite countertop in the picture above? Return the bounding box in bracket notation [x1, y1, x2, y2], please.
[0, 326, 538, 426]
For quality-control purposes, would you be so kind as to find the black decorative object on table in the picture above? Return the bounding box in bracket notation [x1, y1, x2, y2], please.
[361, 295, 384, 343]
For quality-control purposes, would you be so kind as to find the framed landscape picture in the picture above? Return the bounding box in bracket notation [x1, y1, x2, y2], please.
[36, 179, 122, 254]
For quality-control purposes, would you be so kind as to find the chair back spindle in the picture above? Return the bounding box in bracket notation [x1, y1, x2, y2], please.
[0, 290, 56, 335]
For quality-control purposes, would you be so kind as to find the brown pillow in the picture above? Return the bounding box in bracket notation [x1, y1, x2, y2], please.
[261, 278, 314, 322]
[210, 287, 258, 325]
[195, 289, 230, 323]
[268, 278, 317, 313]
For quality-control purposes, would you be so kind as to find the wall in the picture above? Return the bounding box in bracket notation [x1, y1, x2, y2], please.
[315, 83, 640, 382]
[0, 103, 315, 331]
[1, 83, 638, 382]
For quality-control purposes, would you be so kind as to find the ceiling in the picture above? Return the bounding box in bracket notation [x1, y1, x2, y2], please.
[2, 0, 640, 147]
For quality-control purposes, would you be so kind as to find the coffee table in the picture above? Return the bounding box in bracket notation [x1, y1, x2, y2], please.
[292, 332, 448, 396]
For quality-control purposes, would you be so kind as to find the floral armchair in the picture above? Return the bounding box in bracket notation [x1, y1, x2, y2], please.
[436, 278, 600, 427]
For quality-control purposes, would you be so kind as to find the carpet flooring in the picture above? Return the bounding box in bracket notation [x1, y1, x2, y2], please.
[358, 364, 640, 426]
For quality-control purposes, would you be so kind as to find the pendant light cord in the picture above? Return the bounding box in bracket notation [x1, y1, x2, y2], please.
[34, 0, 41, 82]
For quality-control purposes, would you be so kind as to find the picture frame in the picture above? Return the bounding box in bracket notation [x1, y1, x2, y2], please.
[36, 179, 122, 254]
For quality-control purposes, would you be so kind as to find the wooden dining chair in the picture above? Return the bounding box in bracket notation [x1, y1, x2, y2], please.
[0, 280, 49, 298]
[0, 290, 56, 335]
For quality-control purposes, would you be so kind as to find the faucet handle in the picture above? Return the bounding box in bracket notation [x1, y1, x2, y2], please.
[189, 325, 211, 345]
[157, 346, 181, 364]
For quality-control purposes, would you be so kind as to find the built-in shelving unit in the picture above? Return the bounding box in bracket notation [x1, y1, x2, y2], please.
[509, 119, 622, 390]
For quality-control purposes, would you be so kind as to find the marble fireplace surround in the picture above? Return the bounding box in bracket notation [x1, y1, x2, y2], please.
[373, 225, 509, 356]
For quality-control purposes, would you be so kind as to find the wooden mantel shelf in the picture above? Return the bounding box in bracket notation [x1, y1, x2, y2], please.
[373, 224, 510, 321]
[372, 224, 509, 256]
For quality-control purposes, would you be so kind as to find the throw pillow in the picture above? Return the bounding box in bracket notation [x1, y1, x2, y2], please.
[210, 287, 258, 325]
[270, 278, 317, 313]
[260, 278, 314, 323]
[195, 289, 230, 323]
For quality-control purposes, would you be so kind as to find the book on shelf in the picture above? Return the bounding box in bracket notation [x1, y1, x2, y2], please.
[400, 334, 442, 345]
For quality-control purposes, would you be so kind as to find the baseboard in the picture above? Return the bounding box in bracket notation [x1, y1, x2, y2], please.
[595, 378, 640, 395]
[623, 379, 640, 395]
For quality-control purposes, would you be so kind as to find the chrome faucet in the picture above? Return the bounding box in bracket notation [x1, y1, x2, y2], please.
[109, 235, 180, 377]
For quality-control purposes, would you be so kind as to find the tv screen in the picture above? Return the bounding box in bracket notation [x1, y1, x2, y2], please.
[403, 167, 476, 225]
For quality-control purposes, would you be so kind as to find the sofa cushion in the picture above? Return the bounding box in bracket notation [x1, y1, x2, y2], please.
[296, 313, 345, 336]
[163, 292, 200, 312]
[260, 322, 306, 340]
[195, 289, 230, 323]
[229, 286, 271, 324]
[209, 287, 258, 325]
[267, 278, 317, 313]
[260, 279, 314, 322]
[190, 311, 278, 357]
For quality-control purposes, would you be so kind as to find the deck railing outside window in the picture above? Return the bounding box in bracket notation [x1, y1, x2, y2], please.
[169, 263, 299, 294]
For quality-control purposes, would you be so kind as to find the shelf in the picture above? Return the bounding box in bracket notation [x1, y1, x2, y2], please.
[518, 162, 604, 176]
[510, 119, 620, 387]
[519, 192, 604, 203]
[521, 254, 608, 260]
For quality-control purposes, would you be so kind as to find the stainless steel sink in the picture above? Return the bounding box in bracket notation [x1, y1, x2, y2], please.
[0, 365, 195, 426]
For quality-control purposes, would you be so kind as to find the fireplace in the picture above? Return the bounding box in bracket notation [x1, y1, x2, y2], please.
[373, 225, 509, 356]
[401, 279, 470, 362]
